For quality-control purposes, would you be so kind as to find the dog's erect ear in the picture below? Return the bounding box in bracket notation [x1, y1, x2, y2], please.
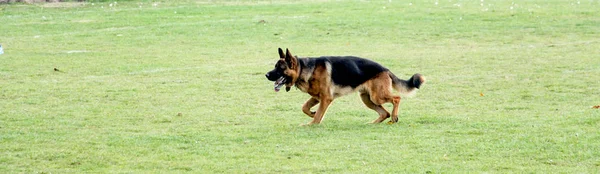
[285, 48, 296, 65]
[285, 48, 292, 59]
[284, 48, 297, 68]
[278, 48, 285, 59]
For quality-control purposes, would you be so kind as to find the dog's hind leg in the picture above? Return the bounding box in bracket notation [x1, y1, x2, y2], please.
[388, 95, 401, 124]
[360, 93, 390, 123]
[370, 94, 401, 124]
[302, 97, 319, 118]
[366, 72, 402, 124]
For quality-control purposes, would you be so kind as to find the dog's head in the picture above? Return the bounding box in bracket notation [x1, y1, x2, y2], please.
[265, 48, 299, 92]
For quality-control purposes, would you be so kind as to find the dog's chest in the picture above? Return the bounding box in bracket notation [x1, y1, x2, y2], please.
[295, 80, 311, 93]
[295, 79, 324, 97]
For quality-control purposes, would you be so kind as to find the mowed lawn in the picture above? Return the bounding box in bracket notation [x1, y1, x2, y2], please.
[1, 0, 599, 173]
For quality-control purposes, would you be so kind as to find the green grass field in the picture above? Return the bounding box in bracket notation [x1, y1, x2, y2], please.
[1, 0, 599, 173]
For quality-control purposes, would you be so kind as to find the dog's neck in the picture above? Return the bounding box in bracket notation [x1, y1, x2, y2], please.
[296, 58, 313, 84]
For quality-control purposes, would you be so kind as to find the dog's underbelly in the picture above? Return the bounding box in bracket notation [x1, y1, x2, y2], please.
[296, 80, 363, 98]
[330, 83, 365, 98]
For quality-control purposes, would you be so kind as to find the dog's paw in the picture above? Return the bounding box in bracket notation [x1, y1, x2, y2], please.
[303, 111, 316, 118]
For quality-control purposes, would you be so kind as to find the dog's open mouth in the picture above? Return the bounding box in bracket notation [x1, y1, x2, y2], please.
[274, 76, 286, 92]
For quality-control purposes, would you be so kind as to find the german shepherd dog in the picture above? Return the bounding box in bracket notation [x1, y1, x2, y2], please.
[265, 48, 425, 125]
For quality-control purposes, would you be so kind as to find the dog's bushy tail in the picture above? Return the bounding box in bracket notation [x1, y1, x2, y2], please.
[390, 73, 425, 97]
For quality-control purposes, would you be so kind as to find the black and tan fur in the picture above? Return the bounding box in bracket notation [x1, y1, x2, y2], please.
[266, 48, 425, 125]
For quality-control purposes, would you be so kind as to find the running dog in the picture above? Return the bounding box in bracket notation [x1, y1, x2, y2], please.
[265, 48, 425, 125]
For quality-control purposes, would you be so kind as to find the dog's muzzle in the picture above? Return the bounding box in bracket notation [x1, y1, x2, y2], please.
[273, 77, 286, 92]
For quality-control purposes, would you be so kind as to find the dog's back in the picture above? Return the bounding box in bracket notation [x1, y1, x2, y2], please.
[327, 56, 390, 88]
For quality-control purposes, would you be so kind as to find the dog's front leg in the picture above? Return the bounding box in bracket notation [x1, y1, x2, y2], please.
[303, 97, 332, 125]
[302, 97, 319, 118]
